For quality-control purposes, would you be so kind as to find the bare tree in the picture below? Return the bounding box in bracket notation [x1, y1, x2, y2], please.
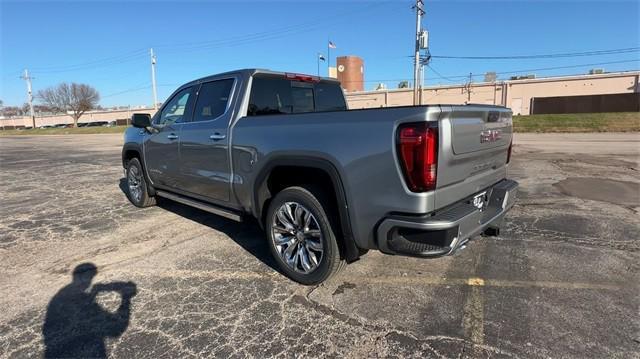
[36, 83, 100, 127]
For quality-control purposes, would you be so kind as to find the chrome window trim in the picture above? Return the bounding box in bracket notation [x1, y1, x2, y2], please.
[181, 77, 237, 126]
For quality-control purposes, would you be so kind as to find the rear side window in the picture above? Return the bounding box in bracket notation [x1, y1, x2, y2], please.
[248, 75, 346, 116]
[315, 82, 347, 112]
[192, 79, 234, 122]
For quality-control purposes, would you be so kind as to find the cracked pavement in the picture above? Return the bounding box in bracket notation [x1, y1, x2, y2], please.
[0, 133, 638, 358]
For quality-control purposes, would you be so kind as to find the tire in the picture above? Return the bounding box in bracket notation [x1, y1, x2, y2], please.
[266, 186, 345, 285]
[125, 157, 156, 208]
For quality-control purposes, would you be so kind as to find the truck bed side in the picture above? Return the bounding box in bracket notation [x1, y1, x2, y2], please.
[231, 104, 511, 250]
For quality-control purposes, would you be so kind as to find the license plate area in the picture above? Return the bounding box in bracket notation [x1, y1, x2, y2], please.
[472, 191, 488, 211]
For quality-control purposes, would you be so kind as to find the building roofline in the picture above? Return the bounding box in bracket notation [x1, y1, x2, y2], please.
[349, 70, 640, 95]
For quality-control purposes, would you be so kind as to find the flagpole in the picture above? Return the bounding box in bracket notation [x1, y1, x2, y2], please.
[327, 38, 330, 75]
[317, 53, 320, 77]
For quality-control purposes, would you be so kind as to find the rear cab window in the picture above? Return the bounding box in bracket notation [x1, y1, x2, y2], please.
[247, 74, 347, 116]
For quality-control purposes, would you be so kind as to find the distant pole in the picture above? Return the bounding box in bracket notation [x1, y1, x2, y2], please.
[467, 72, 473, 103]
[327, 38, 330, 75]
[150, 48, 158, 110]
[418, 63, 423, 105]
[20, 69, 36, 128]
[317, 53, 320, 77]
[412, 0, 424, 106]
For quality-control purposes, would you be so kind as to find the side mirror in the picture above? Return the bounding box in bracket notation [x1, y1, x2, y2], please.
[131, 113, 151, 128]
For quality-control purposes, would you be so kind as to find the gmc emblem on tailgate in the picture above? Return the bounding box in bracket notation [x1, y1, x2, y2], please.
[480, 129, 502, 143]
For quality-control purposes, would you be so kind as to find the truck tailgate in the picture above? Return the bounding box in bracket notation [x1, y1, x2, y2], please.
[435, 105, 513, 210]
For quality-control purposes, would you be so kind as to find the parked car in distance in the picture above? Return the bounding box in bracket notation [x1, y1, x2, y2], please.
[122, 69, 518, 284]
[104, 120, 117, 127]
[86, 121, 108, 127]
[39, 125, 55, 129]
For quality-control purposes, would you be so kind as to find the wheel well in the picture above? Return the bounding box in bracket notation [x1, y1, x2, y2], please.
[122, 149, 155, 196]
[260, 165, 355, 259]
[123, 149, 140, 167]
[260, 166, 339, 226]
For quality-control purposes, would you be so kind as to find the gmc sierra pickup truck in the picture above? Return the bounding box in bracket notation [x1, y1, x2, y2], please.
[122, 69, 518, 284]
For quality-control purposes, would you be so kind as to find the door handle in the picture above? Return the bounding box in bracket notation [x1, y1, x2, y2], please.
[167, 134, 179, 140]
[209, 133, 226, 141]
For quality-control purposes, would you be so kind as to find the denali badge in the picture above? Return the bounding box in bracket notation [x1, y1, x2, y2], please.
[480, 129, 502, 143]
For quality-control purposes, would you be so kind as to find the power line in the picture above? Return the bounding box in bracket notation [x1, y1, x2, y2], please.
[27, 49, 148, 74]
[102, 84, 151, 98]
[430, 47, 640, 60]
[363, 59, 639, 84]
[4, 2, 397, 77]
[426, 64, 458, 83]
[157, 2, 393, 55]
[429, 59, 640, 81]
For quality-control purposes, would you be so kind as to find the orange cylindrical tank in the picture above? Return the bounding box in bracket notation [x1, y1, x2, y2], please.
[336, 56, 364, 92]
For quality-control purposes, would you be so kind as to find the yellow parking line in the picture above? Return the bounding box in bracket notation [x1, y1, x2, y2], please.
[463, 285, 485, 346]
[483, 279, 623, 291]
[106, 268, 627, 291]
[467, 277, 485, 286]
[347, 275, 625, 291]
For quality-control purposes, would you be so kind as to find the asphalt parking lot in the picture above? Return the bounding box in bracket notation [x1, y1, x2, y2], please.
[0, 133, 638, 358]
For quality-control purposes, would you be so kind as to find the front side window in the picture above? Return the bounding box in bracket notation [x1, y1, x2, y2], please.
[156, 87, 194, 125]
[192, 79, 234, 122]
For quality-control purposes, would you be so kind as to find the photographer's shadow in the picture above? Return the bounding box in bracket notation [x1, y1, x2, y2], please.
[42, 263, 137, 359]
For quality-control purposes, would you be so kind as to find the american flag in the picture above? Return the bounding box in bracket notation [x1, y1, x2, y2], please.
[328, 41, 337, 49]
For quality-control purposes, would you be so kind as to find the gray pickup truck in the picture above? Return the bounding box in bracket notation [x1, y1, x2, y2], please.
[122, 69, 518, 284]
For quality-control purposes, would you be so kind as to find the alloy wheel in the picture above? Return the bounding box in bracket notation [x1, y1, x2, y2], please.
[271, 202, 324, 274]
[127, 165, 143, 203]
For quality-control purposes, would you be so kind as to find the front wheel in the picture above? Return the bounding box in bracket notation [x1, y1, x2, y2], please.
[266, 186, 344, 285]
[125, 157, 156, 208]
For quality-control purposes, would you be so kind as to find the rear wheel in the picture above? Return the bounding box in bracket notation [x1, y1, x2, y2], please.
[266, 186, 344, 285]
[125, 157, 156, 208]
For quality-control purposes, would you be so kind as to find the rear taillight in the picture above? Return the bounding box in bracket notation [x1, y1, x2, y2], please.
[506, 139, 513, 164]
[397, 122, 438, 192]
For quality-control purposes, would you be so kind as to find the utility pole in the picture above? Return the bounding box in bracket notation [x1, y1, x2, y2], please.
[150, 48, 158, 111]
[464, 72, 473, 103]
[417, 61, 423, 105]
[20, 69, 36, 128]
[412, 0, 424, 105]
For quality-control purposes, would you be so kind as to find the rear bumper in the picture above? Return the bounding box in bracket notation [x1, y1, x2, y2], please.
[376, 179, 518, 257]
